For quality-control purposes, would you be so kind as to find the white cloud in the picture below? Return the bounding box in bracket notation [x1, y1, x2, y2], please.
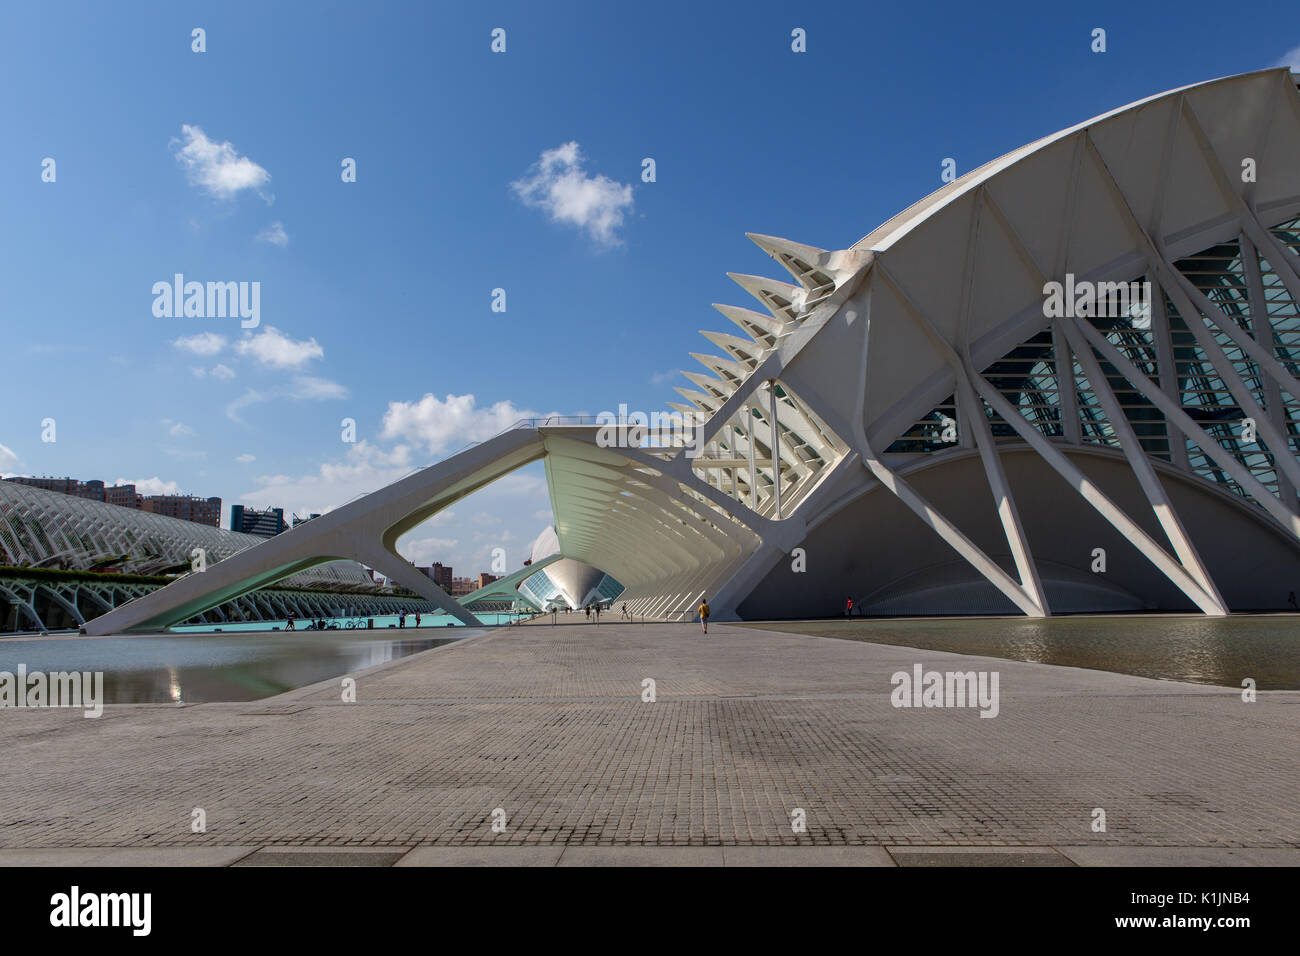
[171, 124, 271, 200]
[493, 472, 548, 499]
[380, 393, 549, 455]
[397, 536, 461, 566]
[235, 326, 323, 368]
[290, 376, 348, 400]
[240, 441, 414, 516]
[236, 453, 256, 463]
[172, 332, 228, 356]
[650, 369, 681, 386]
[241, 447, 547, 574]
[511, 141, 635, 246]
[225, 376, 345, 422]
[211, 363, 236, 380]
[226, 388, 267, 423]
[0, 442, 19, 474]
[1279, 44, 1300, 71]
[114, 477, 183, 496]
[162, 419, 196, 438]
[256, 221, 289, 246]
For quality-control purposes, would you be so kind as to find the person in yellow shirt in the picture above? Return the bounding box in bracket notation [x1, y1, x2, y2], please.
[698, 598, 710, 634]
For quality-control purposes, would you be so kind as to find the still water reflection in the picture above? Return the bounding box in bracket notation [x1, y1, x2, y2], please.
[0, 631, 464, 703]
[742, 615, 1300, 689]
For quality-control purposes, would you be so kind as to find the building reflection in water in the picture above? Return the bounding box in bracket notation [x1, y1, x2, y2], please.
[0, 634, 459, 705]
[762, 615, 1299, 689]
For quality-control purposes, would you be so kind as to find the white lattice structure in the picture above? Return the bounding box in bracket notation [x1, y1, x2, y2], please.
[0, 480, 375, 589]
[84, 69, 1300, 634]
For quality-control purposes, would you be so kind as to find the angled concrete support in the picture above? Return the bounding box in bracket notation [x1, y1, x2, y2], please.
[856, 432, 1046, 618]
[1075, 320, 1300, 537]
[358, 547, 480, 626]
[973, 373, 1228, 615]
[83, 428, 546, 634]
[954, 367, 1050, 615]
[1058, 317, 1227, 613]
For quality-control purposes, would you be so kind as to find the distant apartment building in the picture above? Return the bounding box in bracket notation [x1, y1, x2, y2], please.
[140, 495, 222, 527]
[6, 476, 110, 500]
[230, 505, 286, 538]
[414, 563, 465, 593]
[427, 563, 453, 591]
[412, 566, 496, 594]
[3, 476, 220, 527]
[104, 484, 140, 509]
[292, 512, 322, 527]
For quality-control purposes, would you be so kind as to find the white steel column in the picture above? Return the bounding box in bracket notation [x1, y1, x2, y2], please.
[1075, 320, 1300, 538]
[1058, 317, 1227, 613]
[1147, 281, 1190, 470]
[768, 383, 783, 519]
[973, 372, 1226, 615]
[953, 367, 1049, 616]
[1163, 265, 1300, 402]
[1240, 231, 1298, 506]
[1159, 275, 1300, 493]
[857, 446, 1046, 617]
[1051, 323, 1083, 445]
[746, 407, 757, 510]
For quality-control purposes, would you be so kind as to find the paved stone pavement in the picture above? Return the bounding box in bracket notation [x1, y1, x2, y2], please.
[0, 622, 1297, 863]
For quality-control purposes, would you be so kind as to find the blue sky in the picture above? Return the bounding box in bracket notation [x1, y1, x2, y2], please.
[2, 0, 1297, 576]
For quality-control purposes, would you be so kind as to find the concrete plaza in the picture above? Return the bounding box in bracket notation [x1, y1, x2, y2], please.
[0, 622, 1296, 866]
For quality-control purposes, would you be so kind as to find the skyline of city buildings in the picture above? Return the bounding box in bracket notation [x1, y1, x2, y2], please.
[0, 477, 488, 593]
[3, 476, 222, 528]
[415, 564, 500, 596]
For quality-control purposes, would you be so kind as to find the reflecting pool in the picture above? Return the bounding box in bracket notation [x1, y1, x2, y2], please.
[740, 615, 1300, 689]
[0, 631, 468, 703]
[171, 611, 522, 633]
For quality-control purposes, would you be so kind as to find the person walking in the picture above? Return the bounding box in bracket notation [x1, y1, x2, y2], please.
[845, 596, 854, 617]
[698, 597, 710, 634]
[414, 612, 421, 628]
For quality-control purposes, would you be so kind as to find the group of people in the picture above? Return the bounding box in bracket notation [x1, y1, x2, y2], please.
[397, 610, 422, 628]
[284, 618, 334, 631]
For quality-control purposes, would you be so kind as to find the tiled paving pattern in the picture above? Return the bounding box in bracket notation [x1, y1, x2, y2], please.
[0, 623, 1296, 852]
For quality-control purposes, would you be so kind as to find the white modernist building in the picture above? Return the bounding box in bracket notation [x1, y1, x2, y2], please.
[0, 480, 397, 632]
[85, 68, 1300, 633]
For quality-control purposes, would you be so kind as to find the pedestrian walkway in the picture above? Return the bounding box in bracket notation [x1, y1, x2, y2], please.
[0, 623, 1295, 863]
